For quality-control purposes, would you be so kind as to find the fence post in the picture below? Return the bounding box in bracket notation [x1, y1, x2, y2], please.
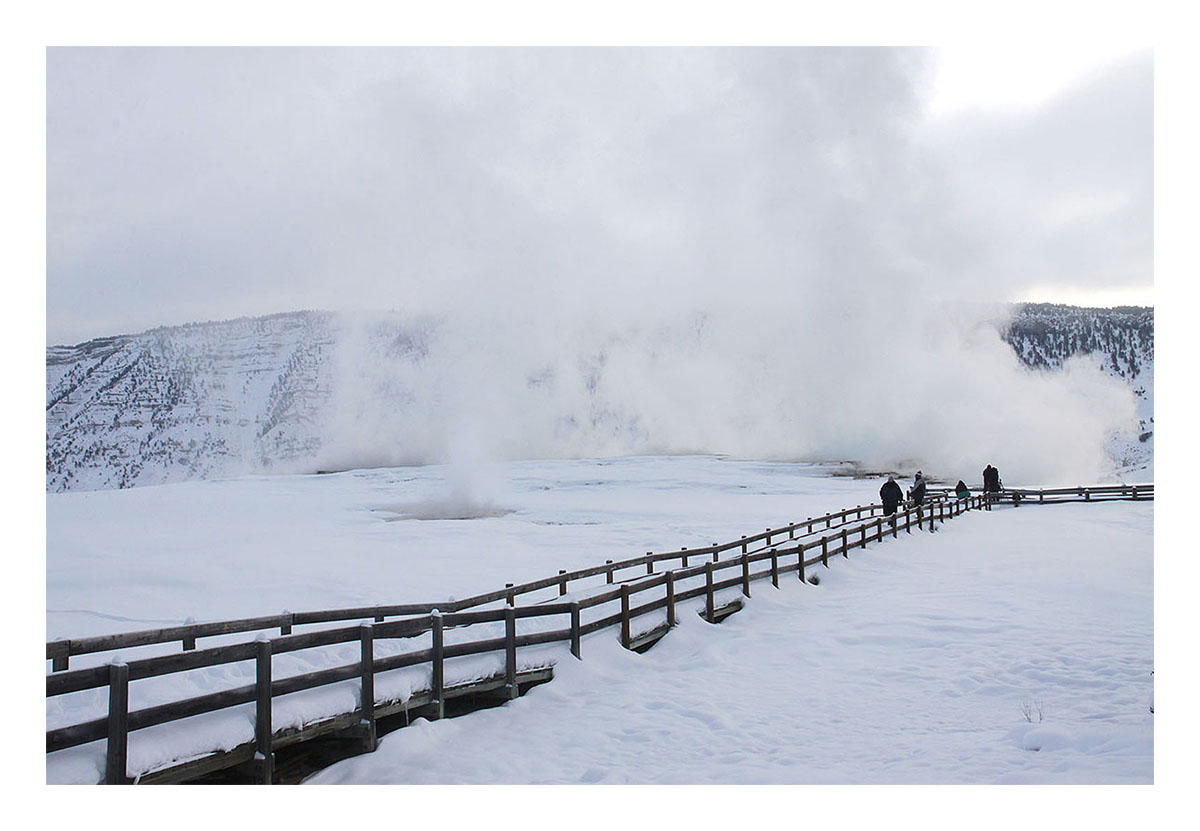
[906, 507, 912, 533]
[606, 561, 614, 584]
[681, 547, 689, 568]
[841, 528, 849, 558]
[359, 623, 378, 750]
[505, 583, 515, 606]
[255, 638, 274, 785]
[620, 584, 632, 649]
[860, 525, 867, 549]
[741, 554, 751, 598]
[1132, 486, 1138, 500]
[281, 610, 293, 636]
[183, 616, 196, 651]
[570, 602, 582, 659]
[646, 553, 654, 575]
[711, 545, 719, 564]
[504, 606, 518, 699]
[431, 611, 444, 720]
[799, 545, 806, 583]
[704, 562, 715, 622]
[766, 529, 772, 546]
[666, 571, 677, 627]
[559, 570, 568, 596]
[821, 536, 829, 567]
[741, 536, 747, 554]
[770, 549, 779, 588]
[105, 661, 129, 785]
[807, 517, 813, 534]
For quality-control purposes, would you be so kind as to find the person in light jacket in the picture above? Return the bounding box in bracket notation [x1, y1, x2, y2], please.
[908, 471, 927, 506]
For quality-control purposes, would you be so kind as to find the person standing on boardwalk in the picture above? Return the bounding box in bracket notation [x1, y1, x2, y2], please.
[908, 470, 927, 506]
[984, 461, 1003, 506]
[982, 464, 1002, 506]
[880, 475, 903, 522]
[982, 464, 1001, 493]
[908, 470, 933, 532]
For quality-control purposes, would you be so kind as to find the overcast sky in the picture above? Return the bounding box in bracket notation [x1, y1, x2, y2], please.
[45, 46, 1151, 346]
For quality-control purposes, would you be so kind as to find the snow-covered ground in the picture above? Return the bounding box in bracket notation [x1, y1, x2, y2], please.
[308, 497, 1152, 785]
[45, 456, 1152, 787]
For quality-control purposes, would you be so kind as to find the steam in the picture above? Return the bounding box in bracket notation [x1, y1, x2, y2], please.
[60, 47, 1134, 489]
[318, 301, 1138, 489]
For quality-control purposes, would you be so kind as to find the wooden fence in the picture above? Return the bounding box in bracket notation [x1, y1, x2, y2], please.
[46, 483, 1151, 784]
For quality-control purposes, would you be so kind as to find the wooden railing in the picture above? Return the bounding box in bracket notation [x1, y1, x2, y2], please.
[926, 483, 1153, 506]
[45, 500, 907, 672]
[46, 483, 1151, 783]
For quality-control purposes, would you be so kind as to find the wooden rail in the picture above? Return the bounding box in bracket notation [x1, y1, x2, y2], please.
[46, 482, 1150, 784]
[46, 499, 904, 671]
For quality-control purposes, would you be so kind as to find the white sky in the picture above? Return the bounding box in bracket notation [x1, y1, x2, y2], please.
[41, 37, 1154, 345]
[924, 43, 1154, 308]
[928, 44, 1147, 117]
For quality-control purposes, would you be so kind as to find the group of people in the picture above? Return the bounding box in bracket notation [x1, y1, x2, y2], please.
[878, 464, 1004, 518]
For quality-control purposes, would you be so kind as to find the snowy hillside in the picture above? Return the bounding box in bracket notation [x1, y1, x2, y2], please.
[46, 312, 338, 491]
[1002, 303, 1154, 476]
[46, 304, 1154, 492]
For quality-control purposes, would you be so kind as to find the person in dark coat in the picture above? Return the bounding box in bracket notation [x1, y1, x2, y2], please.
[955, 480, 970, 500]
[982, 464, 1001, 493]
[909, 470, 927, 506]
[880, 475, 903, 516]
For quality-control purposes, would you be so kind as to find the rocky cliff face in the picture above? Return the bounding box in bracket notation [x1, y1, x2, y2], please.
[46, 304, 1155, 492]
[46, 312, 336, 491]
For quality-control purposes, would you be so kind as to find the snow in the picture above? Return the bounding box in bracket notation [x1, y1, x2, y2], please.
[307, 498, 1152, 785]
[45, 456, 1153, 789]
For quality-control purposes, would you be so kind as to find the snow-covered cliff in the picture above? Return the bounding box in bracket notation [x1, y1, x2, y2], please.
[46, 304, 1154, 492]
[1002, 303, 1153, 476]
